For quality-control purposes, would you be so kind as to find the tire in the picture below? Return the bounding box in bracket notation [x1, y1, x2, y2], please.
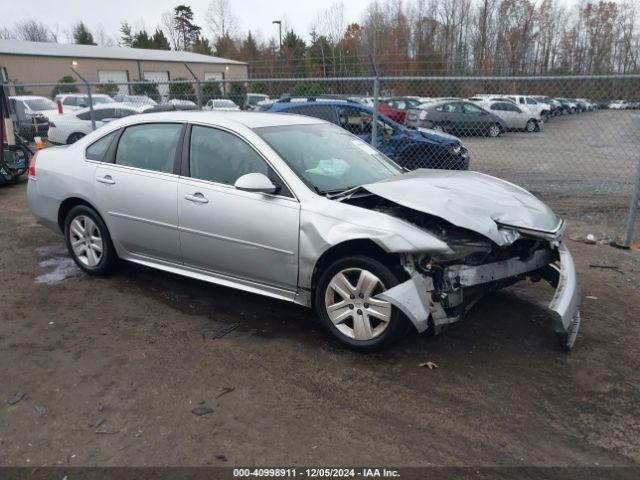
[64, 205, 116, 276]
[67, 132, 85, 144]
[487, 123, 501, 137]
[526, 119, 537, 132]
[314, 256, 409, 352]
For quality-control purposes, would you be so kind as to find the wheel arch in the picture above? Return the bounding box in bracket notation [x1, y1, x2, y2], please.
[66, 132, 86, 144]
[57, 196, 104, 232]
[310, 239, 404, 293]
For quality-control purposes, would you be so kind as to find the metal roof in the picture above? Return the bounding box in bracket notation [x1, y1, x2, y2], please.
[0, 40, 246, 65]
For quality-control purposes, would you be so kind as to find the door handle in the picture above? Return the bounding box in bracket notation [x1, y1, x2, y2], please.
[96, 175, 115, 185]
[184, 193, 209, 204]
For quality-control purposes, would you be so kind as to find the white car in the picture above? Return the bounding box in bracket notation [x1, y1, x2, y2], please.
[10, 95, 59, 118]
[472, 99, 542, 132]
[48, 103, 152, 144]
[167, 98, 197, 107]
[505, 95, 550, 119]
[204, 99, 240, 111]
[609, 100, 629, 110]
[54, 93, 115, 113]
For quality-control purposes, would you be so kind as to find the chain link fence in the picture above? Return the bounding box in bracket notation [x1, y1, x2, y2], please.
[5, 74, 640, 244]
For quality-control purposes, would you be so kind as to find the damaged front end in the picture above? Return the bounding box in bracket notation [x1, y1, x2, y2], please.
[341, 191, 581, 350]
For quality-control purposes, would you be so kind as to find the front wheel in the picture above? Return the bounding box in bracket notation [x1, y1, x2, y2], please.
[487, 123, 501, 137]
[314, 256, 408, 352]
[64, 205, 116, 275]
[526, 119, 537, 132]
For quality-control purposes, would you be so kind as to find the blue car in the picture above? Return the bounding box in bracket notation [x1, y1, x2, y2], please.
[267, 99, 470, 170]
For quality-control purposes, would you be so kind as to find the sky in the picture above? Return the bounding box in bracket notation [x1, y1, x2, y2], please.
[1, 0, 373, 44]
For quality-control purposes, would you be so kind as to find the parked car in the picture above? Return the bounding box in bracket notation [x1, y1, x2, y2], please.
[471, 100, 541, 132]
[204, 99, 241, 111]
[609, 100, 629, 110]
[167, 98, 197, 107]
[267, 99, 469, 170]
[555, 98, 576, 114]
[532, 96, 563, 116]
[8, 96, 52, 138]
[48, 103, 152, 144]
[54, 93, 115, 112]
[504, 95, 550, 120]
[377, 97, 421, 123]
[406, 100, 507, 137]
[244, 93, 270, 110]
[26, 111, 581, 351]
[113, 94, 158, 106]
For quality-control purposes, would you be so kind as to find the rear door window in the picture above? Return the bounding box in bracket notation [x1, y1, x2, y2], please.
[86, 130, 119, 161]
[115, 123, 183, 174]
[338, 107, 373, 135]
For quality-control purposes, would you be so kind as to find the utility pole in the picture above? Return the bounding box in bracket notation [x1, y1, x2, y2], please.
[272, 20, 282, 53]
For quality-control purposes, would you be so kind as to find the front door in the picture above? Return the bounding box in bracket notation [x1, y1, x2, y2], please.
[93, 122, 184, 262]
[177, 124, 300, 290]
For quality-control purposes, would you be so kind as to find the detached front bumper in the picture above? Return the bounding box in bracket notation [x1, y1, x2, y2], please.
[377, 242, 581, 349]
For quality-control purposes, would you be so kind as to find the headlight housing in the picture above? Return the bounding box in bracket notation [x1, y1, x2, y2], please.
[450, 144, 461, 155]
[419, 110, 428, 120]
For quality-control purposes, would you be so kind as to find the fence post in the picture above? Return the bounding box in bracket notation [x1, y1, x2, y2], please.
[70, 67, 95, 131]
[85, 83, 96, 131]
[183, 63, 202, 108]
[624, 159, 640, 247]
[372, 76, 380, 148]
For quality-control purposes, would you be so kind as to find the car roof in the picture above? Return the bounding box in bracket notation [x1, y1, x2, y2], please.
[115, 111, 327, 129]
[9, 95, 52, 100]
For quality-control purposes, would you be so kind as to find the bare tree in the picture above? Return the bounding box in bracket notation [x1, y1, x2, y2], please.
[15, 19, 55, 42]
[161, 10, 180, 50]
[0, 26, 16, 40]
[206, 0, 238, 40]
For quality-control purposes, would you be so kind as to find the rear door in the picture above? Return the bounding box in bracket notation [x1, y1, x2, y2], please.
[93, 122, 184, 262]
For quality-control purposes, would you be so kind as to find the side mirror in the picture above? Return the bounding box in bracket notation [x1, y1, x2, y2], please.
[234, 172, 277, 194]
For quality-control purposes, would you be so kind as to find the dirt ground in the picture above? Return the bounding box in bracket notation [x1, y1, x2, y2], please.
[1, 178, 639, 469]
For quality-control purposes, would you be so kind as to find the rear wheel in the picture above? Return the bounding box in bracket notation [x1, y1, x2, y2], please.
[67, 132, 85, 144]
[314, 256, 408, 352]
[64, 205, 116, 275]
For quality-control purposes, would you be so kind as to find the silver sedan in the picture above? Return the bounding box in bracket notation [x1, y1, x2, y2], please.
[27, 111, 580, 351]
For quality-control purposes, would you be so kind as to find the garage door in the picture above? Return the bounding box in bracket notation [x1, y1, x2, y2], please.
[144, 71, 170, 100]
[98, 70, 129, 95]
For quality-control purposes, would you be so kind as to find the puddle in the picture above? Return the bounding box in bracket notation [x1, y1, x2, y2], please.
[34, 245, 80, 285]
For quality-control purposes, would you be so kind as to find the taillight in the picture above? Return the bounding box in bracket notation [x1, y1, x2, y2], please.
[57, 101, 63, 114]
[29, 151, 38, 177]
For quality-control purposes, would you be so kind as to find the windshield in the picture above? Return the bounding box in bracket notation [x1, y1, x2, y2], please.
[254, 123, 402, 193]
[24, 98, 56, 111]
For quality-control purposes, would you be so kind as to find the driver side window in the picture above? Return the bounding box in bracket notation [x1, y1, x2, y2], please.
[189, 125, 269, 186]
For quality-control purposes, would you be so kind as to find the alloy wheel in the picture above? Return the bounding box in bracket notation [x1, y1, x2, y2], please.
[69, 215, 103, 267]
[489, 124, 501, 137]
[324, 268, 392, 341]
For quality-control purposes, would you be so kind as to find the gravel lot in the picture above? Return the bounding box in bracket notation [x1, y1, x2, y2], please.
[466, 109, 640, 239]
[1, 110, 640, 469]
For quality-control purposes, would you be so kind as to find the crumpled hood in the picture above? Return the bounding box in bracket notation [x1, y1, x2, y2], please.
[359, 169, 560, 246]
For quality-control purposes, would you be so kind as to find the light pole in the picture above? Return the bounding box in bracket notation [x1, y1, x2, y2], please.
[69, 61, 96, 131]
[272, 20, 282, 53]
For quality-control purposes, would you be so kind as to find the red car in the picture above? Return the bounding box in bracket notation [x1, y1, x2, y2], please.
[377, 97, 421, 123]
